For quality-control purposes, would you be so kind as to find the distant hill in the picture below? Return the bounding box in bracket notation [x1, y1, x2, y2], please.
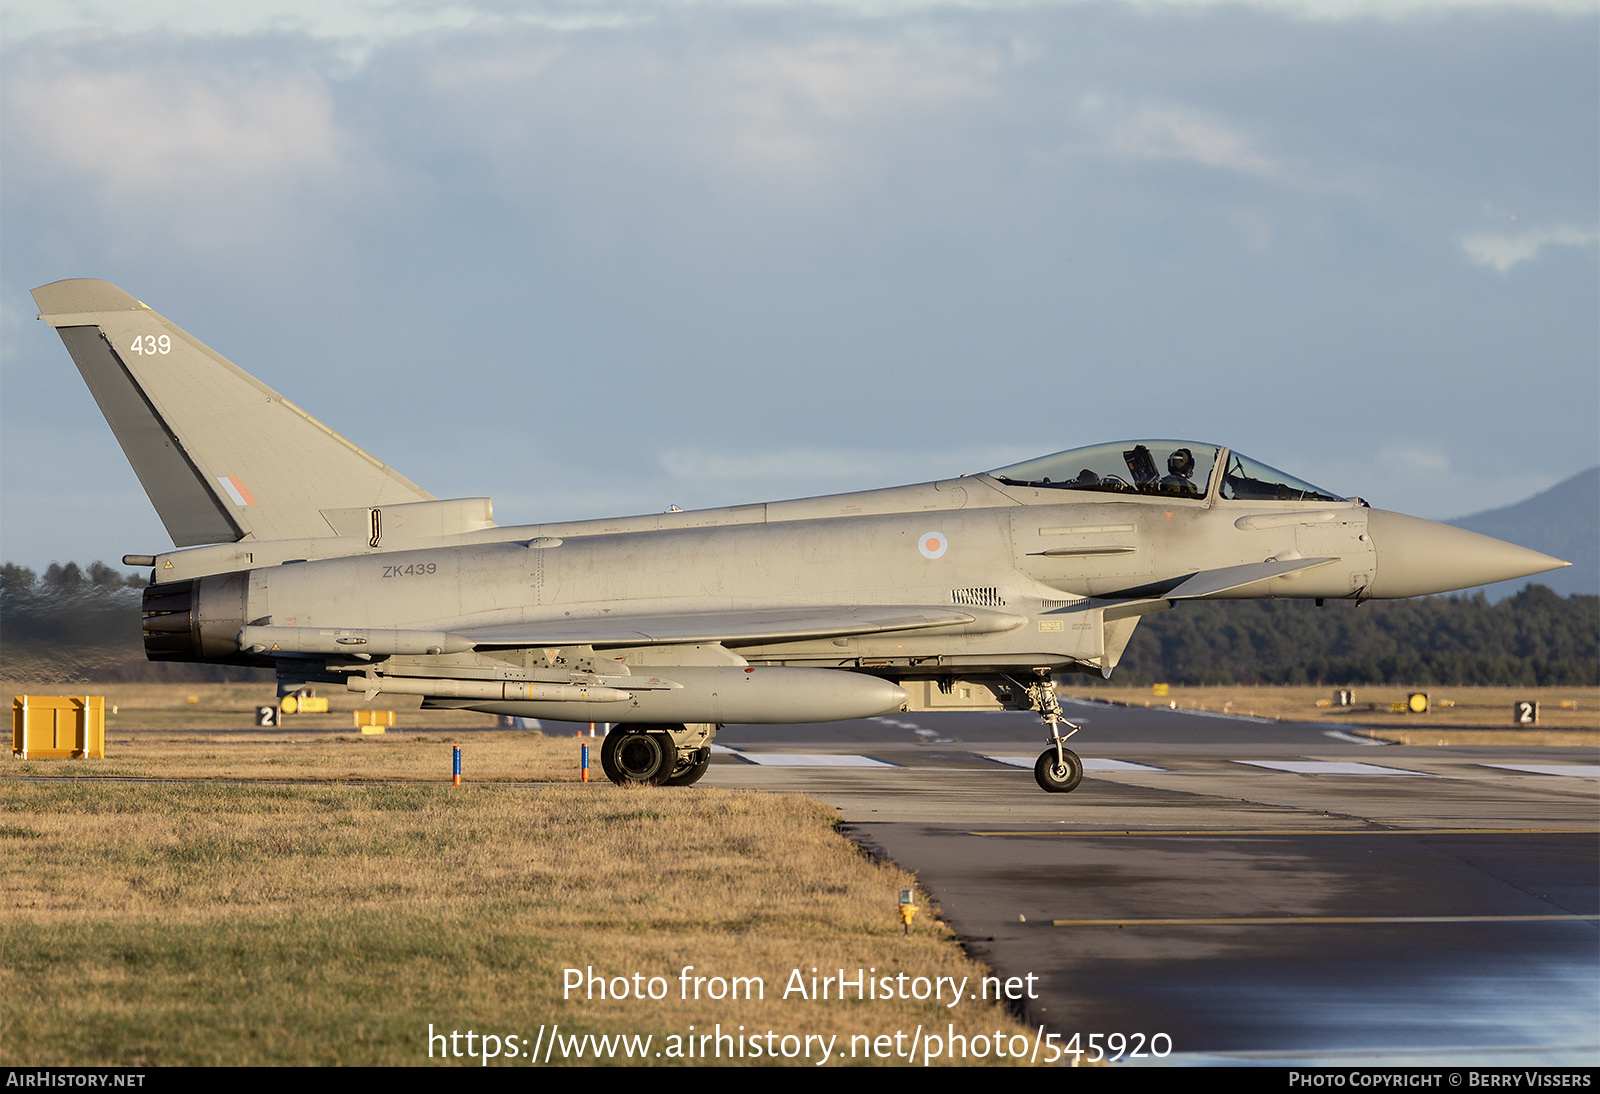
[1446, 466, 1599, 601]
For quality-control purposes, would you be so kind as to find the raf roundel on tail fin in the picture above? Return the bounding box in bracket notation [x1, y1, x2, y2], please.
[32, 278, 436, 546]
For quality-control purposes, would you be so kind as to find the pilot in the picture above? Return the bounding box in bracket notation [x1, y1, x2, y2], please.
[1071, 469, 1100, 487]
[1160, 448, 1200, 498]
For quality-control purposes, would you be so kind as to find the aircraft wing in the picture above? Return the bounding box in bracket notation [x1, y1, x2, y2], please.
[1164, 557, 1341, 600]
[456, 605, 1026, 649]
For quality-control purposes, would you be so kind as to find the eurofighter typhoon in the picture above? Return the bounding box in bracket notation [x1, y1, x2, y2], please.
[32, 279, 1571, 793]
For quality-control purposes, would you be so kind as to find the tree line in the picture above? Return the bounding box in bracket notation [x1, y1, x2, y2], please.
[1, 561, 266, 682]
[1106, 585, 1597, 687]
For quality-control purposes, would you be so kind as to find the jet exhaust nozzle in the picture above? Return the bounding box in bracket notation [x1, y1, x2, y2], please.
[141, 573, 250, 662]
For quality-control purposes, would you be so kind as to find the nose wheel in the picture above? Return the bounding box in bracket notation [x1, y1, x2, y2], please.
[1034, 747, 1083, 793]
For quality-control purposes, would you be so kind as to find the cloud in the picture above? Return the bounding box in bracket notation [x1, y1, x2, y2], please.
[658, 445, 1031, 483]
[1, 41, 366, 258]
[1377, 444, 1451, 475]
[701, 37, 998, 177]
[1228, 208, 1278, 250]
[9, 64, 340, 193]
[409, 30, 1003, 198]
[1311, 444, 1561, 519]
[3, 0, 1596, 48]
[2, 0, 1595, 570]
[1084, 98, 1288, 182]
[1459, 225, 1599, 272]
[1199, 0, 1597, 16]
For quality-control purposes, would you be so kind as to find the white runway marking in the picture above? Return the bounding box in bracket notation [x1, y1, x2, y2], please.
[1235, 761, 1430, 777]
[1057, 696, 1278, 724]
[870, 717, 955, 742]
[1322, 729, 1387, 746]
[1085, 758, 1167, 772]
[985, 756, 1165, 772]
[725, 752, 900, 767]
[1481, 764, 1600, 779]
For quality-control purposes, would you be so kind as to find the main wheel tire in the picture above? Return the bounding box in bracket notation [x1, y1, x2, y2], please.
[663, 747, 711, 787]
[599, 728, 624, 784]
[601, 728, 678, 786]
[1034, 747, 1083, 793]
[600, 723, 661, 784]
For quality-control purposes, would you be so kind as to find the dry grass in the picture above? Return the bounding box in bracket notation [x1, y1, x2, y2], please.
[11, 730, 588, 784]
[7, 680, 611, 782]
[1062, 684, 1599, 744]
[19, 679, 1596, 737]
[1346, 727, 1599, 747]
[6, 679, 502, 733]
[2, 748, 1032, 1065]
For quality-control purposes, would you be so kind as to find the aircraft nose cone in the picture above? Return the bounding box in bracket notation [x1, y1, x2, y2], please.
[1366, 509, 1571, 598]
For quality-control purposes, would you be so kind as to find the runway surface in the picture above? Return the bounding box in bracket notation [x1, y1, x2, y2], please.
[703, 701, 1599, 1066]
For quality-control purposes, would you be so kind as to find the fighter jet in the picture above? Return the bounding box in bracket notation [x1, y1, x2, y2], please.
[32, 278, 1571, 792]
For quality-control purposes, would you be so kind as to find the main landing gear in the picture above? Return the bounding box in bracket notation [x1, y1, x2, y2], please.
[599, 723, 715, 787]
[1027, 675, 1084, 794]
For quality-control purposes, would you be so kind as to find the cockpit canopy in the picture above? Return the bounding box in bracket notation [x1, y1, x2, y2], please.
[986, 441, 1346, 503]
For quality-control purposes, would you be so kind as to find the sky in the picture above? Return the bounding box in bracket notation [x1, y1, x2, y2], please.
[2, 0, 1596, 571]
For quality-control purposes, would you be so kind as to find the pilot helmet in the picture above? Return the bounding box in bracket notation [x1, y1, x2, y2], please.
[1167, 448, 1195, 477]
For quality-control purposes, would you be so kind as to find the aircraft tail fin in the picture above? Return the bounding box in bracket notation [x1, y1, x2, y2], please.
[33, 279, 435, 547]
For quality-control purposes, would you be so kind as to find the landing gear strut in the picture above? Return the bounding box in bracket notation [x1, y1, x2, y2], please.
[1027, 675, 1083, 794]
[663, 748, 711, 786]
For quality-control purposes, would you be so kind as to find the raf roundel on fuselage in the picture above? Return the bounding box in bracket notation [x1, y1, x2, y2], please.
[986, 440, 1347, 504]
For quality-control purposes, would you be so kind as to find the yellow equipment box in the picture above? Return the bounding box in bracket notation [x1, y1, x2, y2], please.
[280, 695, 330, 714]
[354, 710, 395, 734]
[13, 695, 105, 759]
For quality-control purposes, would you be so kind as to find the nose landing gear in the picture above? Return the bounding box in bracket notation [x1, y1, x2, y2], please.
[1034, 746, 1083, 793]
[1025, 674, 1084, 794]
